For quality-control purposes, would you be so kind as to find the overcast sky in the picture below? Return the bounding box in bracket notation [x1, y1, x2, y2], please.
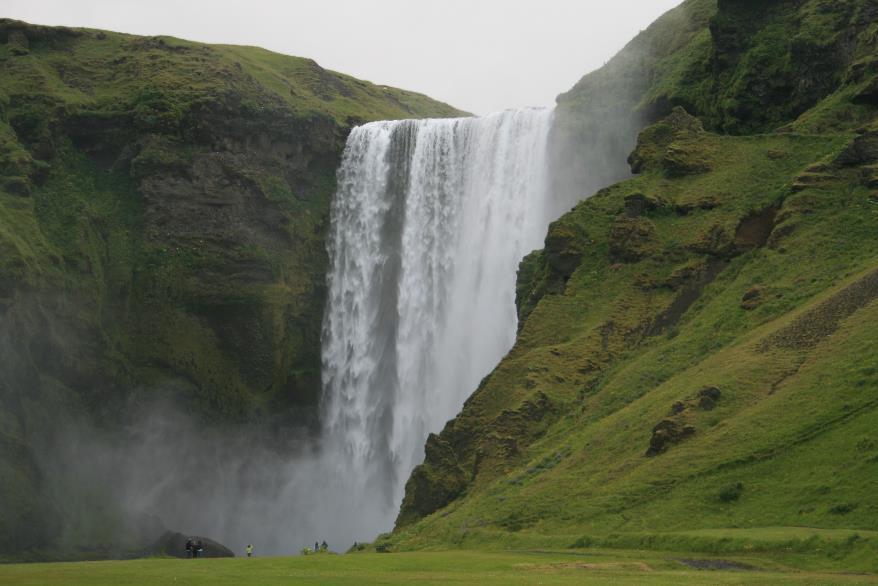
[4, 0, 682, 114]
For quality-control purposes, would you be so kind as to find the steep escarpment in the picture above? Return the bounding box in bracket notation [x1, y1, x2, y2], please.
[392, 0, 878, 563]
[0, 19, 462, 557]
[550, 0, 878, 210]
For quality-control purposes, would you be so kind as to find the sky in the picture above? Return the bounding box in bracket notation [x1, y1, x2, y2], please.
[3, 0, 683, 115]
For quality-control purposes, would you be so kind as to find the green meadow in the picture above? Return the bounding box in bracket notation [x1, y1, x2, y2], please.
[2, 547, 877, 585]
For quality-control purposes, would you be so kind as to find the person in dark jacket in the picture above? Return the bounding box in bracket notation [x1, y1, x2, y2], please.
[185, 538, 193, 558]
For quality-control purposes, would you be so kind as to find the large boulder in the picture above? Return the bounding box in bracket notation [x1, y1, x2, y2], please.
[151, 531, 235, 558]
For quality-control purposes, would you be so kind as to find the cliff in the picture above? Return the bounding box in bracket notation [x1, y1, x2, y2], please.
[0, 19, 462, 557]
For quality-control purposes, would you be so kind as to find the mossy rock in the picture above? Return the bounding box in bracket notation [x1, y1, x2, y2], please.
[609, 217, 660, 262]
[628, 107, 706, 174]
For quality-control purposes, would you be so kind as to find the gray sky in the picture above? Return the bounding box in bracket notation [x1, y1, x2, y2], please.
[3, 0, 682, 114]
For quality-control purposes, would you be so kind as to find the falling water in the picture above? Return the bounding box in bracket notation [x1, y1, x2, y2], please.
[319, 107, 556, 541]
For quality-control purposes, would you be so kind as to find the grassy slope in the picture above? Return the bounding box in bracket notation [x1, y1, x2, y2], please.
[390, 0, 878, 572]
[2, 550, 878, 585]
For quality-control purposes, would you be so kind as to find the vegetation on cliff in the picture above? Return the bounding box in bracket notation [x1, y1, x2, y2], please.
[392, 0, 878, 571]
[0, 18, 462, 557]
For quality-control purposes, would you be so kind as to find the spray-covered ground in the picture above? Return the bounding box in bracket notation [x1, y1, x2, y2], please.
[2, 548, 877, 585]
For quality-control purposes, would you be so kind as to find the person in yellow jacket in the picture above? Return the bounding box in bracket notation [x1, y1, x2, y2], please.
[246, 544, 254, 558]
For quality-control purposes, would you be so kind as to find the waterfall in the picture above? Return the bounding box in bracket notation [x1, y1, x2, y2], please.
[318, 107, 556, 540]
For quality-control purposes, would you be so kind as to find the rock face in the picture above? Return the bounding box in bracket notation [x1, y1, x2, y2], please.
[395, 434, 469, 528]
[0, 19, 462, 559]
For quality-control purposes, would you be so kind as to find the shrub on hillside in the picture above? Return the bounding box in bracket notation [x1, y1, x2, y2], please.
[718, 482, 744, 503]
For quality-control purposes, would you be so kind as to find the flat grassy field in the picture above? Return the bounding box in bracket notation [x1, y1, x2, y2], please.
[1, 549, 876, 585]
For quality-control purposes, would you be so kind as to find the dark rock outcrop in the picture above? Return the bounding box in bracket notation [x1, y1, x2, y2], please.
[396, 434, 468, 528]
[151, 531, 235, 558]
[628, 107, 706, 175]
[697, 386, 722, 411]
[624, 193, 663, 218]
[740, 286, 765, 310]
[646, 419, 696, 457]
[545, 222, 588, 278]
[834, 130, 878, 167]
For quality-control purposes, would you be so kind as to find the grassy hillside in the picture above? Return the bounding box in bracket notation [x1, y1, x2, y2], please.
[391, 0, 878, 569]
[0, 19, 462, 557]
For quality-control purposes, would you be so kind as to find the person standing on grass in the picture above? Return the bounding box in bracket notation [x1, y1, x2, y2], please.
[246, 544, 254, 558]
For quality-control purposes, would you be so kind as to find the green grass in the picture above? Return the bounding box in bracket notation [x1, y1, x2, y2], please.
[2, 549, 877, 585]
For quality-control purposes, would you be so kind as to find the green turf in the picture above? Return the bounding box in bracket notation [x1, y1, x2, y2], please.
[1, 549, 877, 585]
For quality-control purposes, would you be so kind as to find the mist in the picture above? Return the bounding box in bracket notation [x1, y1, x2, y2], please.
[44, 403, 386, 556]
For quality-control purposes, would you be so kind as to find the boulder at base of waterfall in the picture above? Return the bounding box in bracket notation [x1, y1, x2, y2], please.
[150, 531, 235, 558]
